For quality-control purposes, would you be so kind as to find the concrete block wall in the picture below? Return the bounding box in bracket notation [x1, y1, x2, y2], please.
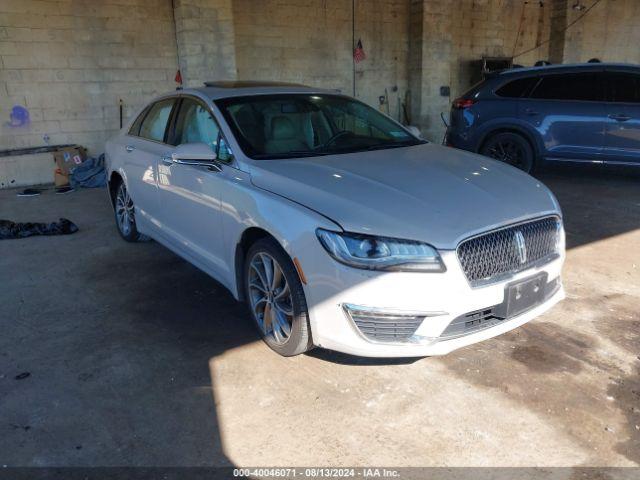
[452, 0, 552, 91]
[0, 151, 54, 188]
[2, 0, 640, 167]
[232, 0, 409, 122]
[562, 0, 640, 63]
[409, 0, 453, 140]
[174, 0, 236, 87]
[352, 0, 409, 122]
[232, 0, 353, 93]
[0, 0, 178, 155]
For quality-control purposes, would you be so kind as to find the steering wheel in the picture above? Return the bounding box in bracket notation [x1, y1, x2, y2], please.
[317, 130, 352, 149]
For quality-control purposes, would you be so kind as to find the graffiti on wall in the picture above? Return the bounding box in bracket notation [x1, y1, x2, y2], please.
[6, 105, 30, 128]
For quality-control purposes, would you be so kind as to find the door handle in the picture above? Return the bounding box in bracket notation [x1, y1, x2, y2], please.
[125, 145, 135, 152]
[161, 155, 173, 166]
[524, 108, 539, 116]
[608, 113, 631, 122]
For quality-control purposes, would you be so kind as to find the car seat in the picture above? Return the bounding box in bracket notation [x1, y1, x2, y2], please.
[264, 116, 309, 154]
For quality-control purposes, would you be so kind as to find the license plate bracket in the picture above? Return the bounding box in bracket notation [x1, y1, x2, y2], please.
[494, 272, 548, 319]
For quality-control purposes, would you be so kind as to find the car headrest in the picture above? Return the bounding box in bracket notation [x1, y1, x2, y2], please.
[270, 116, 296, 140]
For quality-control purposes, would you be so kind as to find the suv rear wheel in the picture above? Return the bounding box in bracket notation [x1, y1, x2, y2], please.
[481, 132, 535, 173]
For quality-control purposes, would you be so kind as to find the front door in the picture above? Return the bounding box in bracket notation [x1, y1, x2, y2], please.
[603, 70, 640, 164]
[156, 96, 232, 281]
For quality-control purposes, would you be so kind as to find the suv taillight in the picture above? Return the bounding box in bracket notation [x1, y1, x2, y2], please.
[453, 98, 476, 109]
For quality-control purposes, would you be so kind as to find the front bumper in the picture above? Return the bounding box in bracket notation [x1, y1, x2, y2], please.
[302, 248, 564, 358]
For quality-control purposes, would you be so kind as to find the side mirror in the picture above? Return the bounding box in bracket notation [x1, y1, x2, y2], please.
[406, 125, 422, 139]
[171, 143, 221, 171]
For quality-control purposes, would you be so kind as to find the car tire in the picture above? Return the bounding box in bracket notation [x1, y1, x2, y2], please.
[114, 180, 150, 243]
[244, 237, 313, 357]
[480, 132, 535, 173]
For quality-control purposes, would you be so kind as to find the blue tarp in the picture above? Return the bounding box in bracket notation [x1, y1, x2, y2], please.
[69, 154, 107, 189]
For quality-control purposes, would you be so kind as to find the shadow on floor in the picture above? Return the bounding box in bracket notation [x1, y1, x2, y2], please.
[535, 163, 640, 250]
[1, 161, 638, 469]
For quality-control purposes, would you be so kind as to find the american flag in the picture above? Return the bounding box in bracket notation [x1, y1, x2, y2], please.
[353, 39, 366, 63]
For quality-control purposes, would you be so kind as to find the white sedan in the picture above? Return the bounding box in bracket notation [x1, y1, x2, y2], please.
[105, 81, 565, 357]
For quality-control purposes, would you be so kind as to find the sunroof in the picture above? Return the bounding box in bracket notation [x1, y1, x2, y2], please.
[203, 80, 308, 88]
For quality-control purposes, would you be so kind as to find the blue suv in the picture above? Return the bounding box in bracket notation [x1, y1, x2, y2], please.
[445, 63, 640, 172]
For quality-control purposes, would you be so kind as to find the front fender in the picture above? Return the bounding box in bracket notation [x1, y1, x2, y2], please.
[221, 169, 341, 301]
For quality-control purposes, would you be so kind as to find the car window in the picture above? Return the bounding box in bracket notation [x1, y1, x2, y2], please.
[216, 94, 423, 159]
[495, 77, 538, 98]
[530, 73, 603, 102]
[128, 107, 149, 136]
[607, 72, 640, 103]
[139, 98, 175, 142]
[172, 98, 221, 151]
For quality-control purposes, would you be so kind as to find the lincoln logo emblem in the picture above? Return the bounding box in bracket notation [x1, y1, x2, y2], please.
[514, 231, 527, 264]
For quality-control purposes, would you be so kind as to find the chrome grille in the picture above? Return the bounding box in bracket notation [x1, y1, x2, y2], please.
[457, 216, 561, 286]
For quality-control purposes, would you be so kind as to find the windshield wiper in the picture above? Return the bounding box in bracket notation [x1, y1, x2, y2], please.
[363, 141, 423, 151]
[253, 141, 425, 159]
[253, 151, 334, 159]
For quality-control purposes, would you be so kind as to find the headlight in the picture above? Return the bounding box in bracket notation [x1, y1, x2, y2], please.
[316, 229, 445, 272]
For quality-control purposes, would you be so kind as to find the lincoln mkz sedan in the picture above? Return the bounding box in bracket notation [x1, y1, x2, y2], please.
[105, 81, 565, 357]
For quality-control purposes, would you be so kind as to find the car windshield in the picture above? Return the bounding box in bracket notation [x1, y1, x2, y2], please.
[216, 94, 425, 159]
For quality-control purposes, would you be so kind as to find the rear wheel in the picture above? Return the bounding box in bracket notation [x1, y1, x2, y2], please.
[114, 181, 149, 242]
[244, 238, 312, 356]
[481, 132, 535, 173]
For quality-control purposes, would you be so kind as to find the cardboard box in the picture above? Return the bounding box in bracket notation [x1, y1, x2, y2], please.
[54, 146, 87, 176]
[54, 168, 69, 187]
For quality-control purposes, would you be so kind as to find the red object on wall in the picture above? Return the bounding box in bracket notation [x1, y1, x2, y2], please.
[175, 69, 183, 85]
[353, 39, 366, 63]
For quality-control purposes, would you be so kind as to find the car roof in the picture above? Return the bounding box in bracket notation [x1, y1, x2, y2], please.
[181, 81, 338, 100]
[496, 62, 640, 77]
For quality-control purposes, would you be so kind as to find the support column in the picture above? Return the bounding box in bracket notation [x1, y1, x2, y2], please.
[408, 0, 453, 142]
[173, 0, 237, 87]
[549, 0, 569, 64]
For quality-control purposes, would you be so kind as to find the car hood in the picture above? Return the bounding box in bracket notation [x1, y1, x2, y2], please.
[249, 143, 561, 249]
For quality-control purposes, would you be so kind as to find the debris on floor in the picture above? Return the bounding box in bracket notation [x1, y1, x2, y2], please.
[0, 218, 78, 240]
[54, 146, 87, 187]
[55, 186, 75, 195]
[52, 146, 107, 189]
[16, 188, 43, 197]
[69, 154, 107, 189]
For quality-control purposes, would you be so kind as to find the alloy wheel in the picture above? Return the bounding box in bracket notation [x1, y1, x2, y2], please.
[247, 252, 294, 345]
[115, 184, 135, 236]
[487, 140, 525, 169]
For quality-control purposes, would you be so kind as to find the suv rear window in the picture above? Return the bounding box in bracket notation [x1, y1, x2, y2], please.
[495, 77, 538, 98]
[607, 72, 640, 103]
[530, 73, 603, 102]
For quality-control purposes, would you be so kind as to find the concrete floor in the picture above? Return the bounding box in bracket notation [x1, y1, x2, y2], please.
[0, 167, 639, 469]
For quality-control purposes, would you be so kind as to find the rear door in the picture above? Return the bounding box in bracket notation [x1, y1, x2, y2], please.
[602, 70, 640, 164]
[519, 71, 606, 161]
[124, 97, 177, 227]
